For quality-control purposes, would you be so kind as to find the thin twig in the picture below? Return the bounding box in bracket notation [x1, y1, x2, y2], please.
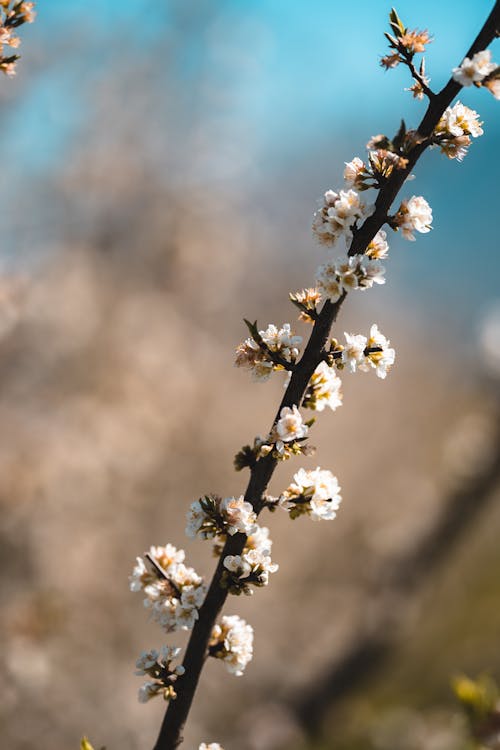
[401, 51, 435, 99]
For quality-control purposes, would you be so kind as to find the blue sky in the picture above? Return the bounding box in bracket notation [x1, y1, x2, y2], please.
[1, 0, 499, 331]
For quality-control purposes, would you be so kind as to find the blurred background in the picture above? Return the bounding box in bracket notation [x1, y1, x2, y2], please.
[1, 1, 499, 748]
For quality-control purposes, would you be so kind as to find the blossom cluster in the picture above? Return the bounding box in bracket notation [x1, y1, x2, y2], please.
[186, 495, 257, 540]
[452, 49, 500, 99]
[199, 744, 223, 750]
[289, 287, 322, 323]
[366, 229, 389, 260]
[222, 525, 278, 595]
[223, 548, 278, 595]
[235, 406, 312, 465]
[280, 467, 342, 521]
[316, 254, 386, 302]
[136, 646, 185, 703]
[235, 322, 301, 381]
[392, 195, 432, 240]
[434, 101, 484, 161]
[344, 150, 408, 191]
[0, 1, 35, 77]
[312, 188, 373, 247]
[209, 615, 254, 676]
[130, 544, 206, 631]
[340, 324, 395, 379]
[302, 361, 342, 412]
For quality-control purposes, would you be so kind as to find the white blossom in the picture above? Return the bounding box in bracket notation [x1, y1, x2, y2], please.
[336, 257, 360, 291]
[341, 332, 368, 373]
[185, 501, 209, 540]
[366, 230, 389, 260]
[245, 525, 273, 554]
[343, 156, 365, 186]
[130, 545, 206, 632]
[359, 324, 396, 379]
[138, 681, 161, 703]
[316, 261, 343, 302]
[434, 101, 484, 160]
[220, 496, 257, 536]
[223, 543, 278, 594]
[235, 323, 301, 381]
[260, 323, 302, 359]
[304, 361, 343, 412]
[199, 744, 224, 750]
[281, 467, 342, 521]
[135, 649, 161, 674]
[224, 554, 252, 579]
[437, 101, 483, 138]
[394, 195, 432, 240]
[135, 646, 183, 676]
[452, 49, 496, 86]
[313, 188, 373, 246]
[274, 405, 308, 453]
[356, 256, 386, 289]
[209, 615, 254, 676]
[341, 326, 395, 379]
[186, 495, 257, 540]
[317, 255, 385, 300]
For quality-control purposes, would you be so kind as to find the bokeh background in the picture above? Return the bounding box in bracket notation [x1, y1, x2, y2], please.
[1, 1, 500, 749]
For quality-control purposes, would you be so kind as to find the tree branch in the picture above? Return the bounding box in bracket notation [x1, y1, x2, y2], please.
[152, 4, 500, 748]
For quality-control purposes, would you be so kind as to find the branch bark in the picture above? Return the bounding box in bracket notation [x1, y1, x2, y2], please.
[153, 4, 500, 747]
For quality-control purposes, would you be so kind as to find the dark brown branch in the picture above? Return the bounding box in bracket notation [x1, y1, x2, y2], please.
[152, 4, 500, 748]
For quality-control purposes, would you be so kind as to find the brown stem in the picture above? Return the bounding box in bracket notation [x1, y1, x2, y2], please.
[402, 52, 435, 99]
[152, 4, 500, 748]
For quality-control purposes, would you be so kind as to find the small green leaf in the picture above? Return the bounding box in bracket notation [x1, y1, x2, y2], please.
[389, 8, 406, 37]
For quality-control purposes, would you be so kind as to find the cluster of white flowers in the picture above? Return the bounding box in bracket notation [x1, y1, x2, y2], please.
[209, 615, 254, 676]
[213, 522, 274, 560]
[223, 525, 278, 595]
[186, 495, 257, 540]
[438, 101, 483, 138]
[135, 646, 184, 676]
[341, 324, 395, 379]
[366, 229, 390, 260]
[199, 744, 224, 750]
[452, 49, 500, 98]
[272, 405, 308, 454]
[393, 195, 433, 240]
[235, 323, 302, 381]
[130, 544, 206, 631]
[343, 156, 374, 190]
[138, 681, 164, 703]
[316, 254, 386, 302]
[136, 646, 185, 703]
[434, 101, 484, 161]
[281, 467, 342, 521]
[289, 287, 322, 323]
[223, 548, 279, 594]
[303, 361, 343, 412]
[312, 188, 373, 246]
